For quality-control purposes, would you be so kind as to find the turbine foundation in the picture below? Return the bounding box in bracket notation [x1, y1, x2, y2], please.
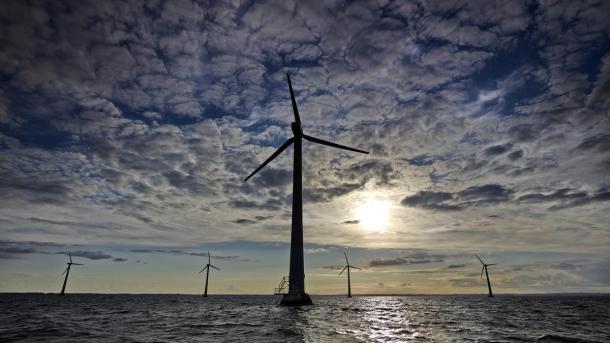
[280, 292, 312, 306]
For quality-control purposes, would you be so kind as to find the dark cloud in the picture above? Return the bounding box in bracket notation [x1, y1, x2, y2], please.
[304, 183, 363, 203]
[576, 134, 610, 152]
[129, 248, 246, 261]
[484, 143, 512, 156]
[232, 219, 257, 225]
[457, 184, 514, 203]
[113, 257, 128, 262]
[447, 264, 467, 269]
[252, 168, 292, 188]
[369, 251, 446, 267]
[342, 220, 360, 225]
[0, 240, 63, 259]
[62, 251, 112, 260]
[406, 154, 435, 166]
[254, 215, 273, 221]
[229, 197, 287, 211]
[370, 257, 407, 267]
[507, 125, 536, 142]
[517, 187, 610, 210]
[232, 215, 275, 225]
[400, 191, 459, 211]
[401, 184, 514, 211]
[322, 265, 343, 270]
[507, 149, 523, 160]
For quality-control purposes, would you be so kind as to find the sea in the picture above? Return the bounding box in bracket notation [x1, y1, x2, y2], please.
[1, 294, 608, 342]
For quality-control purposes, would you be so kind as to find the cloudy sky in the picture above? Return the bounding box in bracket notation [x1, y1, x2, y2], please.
[1, 0, 609, 295]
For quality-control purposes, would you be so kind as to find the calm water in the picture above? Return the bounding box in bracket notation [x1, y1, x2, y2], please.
[0, 294, 608, 342]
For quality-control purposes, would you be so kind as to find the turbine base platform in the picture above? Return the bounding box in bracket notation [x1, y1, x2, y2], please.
[280, 292, 312, 306]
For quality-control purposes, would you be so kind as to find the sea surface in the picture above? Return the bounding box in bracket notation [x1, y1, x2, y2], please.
[0, 294, 608, 342]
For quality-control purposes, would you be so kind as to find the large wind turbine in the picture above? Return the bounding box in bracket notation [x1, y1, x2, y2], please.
[199, 251, 221, 297]
[59, 251, 83, 295]
[244, 74, 369, 305]
[475, 254, 496, 297]
[339, 252, 360, 298]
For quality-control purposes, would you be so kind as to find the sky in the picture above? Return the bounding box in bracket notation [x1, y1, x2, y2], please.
[0, 0, 609, 295]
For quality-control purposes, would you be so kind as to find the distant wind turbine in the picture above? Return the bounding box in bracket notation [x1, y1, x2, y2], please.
[339, 252, 360, 298]
[475, 254, 496, 297]
[199, 251, 221, 297]
[59, 251, 83, 295]
[244, 73, 369, 305]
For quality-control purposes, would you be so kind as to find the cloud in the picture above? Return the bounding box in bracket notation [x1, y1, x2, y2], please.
[369, 251, 446, 267]
[129, 248, 247, 261]
[406, 154, 435, 166]
[0, 0, 608, 263]
[342, 220, 360, 225]
[517, 187, 610, 210]
[232, 215, 274, 225]
[62, 251, 113, 260]
[447, 264, 467, 269]
[0, 240, 63, 259]
[401, 184, 514, 211]
[507, 150, 523, 160]
[576, 134, 610, 152]
[323, 265, 343, 270]
[484, 143, 512, 156]
[113, 257, 128, 262]
[232, 219, 257, 225]
[400, 191, 459, 211]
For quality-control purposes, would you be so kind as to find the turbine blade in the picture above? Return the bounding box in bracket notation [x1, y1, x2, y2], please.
[475, 254, 485, 265]
[72, 263, 84, 266]
[350, 266, 361, 270]
[68, 251, 72, 263]
[210, 265, 221, 271]
[287, 73, 301, 128]
[481, 266, 484, 279]
[244, 137, 295, 182]
[303, 135, 369, 154]
[487, 264, 496, 266]
[208, 251, 211, 264]
[344, 252, 349, 265]
[199, 266, 208, 273]
[61, 266, 69, 275]
[339, 266, 348, 275]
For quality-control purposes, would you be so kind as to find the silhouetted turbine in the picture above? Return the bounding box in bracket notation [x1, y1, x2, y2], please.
[339, 252, 360, 298]
[244, 74, 369, 305]
[59, 251, 83, 295]
[199, 251, 221, 297]
[476, 254, 496, 297]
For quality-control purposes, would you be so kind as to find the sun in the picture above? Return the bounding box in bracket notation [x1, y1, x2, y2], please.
[357, 198, 390, 231]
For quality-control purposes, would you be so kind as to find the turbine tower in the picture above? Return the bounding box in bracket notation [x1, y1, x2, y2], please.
[339, 252, 360, 298]
[59, 251, 83, 295]
[476, 254, 496, 297]
[199, 251, 221, 297]
[244, 73, 369, 305]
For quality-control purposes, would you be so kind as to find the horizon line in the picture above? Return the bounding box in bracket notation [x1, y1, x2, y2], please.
[2, 292, 608, 296]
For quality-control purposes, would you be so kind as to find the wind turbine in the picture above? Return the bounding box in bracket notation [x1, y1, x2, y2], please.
[199, 251, 221, 297]
[59, 251, 83, 295]
[339, 252, 360, 298]
[244, 74, 369, 305]
[475, 254, 496, 297]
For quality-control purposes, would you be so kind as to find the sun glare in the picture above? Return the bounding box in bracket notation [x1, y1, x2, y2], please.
[357, 198, 390, 231]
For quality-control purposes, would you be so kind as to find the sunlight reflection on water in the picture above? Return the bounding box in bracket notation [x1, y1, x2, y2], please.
[1, 294, 608, 342]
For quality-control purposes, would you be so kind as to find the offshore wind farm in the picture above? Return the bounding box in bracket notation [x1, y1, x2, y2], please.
[1, 0, 609, 342]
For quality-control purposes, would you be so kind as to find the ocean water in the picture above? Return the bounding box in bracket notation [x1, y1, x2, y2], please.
[0, 294, 608, 342]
